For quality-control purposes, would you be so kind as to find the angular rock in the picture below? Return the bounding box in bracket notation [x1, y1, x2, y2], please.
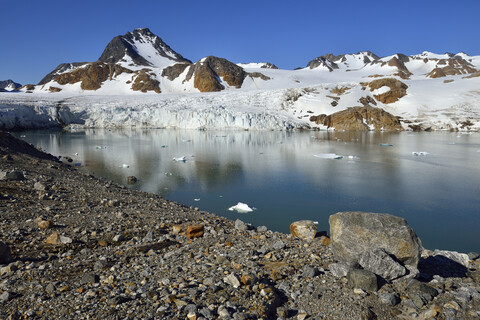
[406, 279, 439, 299]
[468, 252, 480, 260]
[378, 292, 400, 306]
[46, 232, 72, 245]
[290, 220, 317, 241]
[186, 225, 204, 239]
[0, 242, 12, 264]
[224, 273, 241, 288]
[347, 269, 378, 292]
[359, 248, 406, 280]
[319, 235, 331, 246]
[303, 265, 320, 278]
[0, 170, 25, 181]
[433, 250, 470, 267]
[234, 219, 249, 231]
[38, 220, 54, 229]
[34, 182, 46, 191]
[329, 211, 422, 267]
[329, 262, 352, 278]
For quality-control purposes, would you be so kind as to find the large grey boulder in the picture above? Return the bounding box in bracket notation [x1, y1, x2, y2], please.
[359, 248, 406, 280]
[329, 212, 422, 267]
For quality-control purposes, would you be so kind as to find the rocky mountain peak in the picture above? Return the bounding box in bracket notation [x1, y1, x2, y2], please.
[98, 28, 190, 67]
[0, 79, 22, 92]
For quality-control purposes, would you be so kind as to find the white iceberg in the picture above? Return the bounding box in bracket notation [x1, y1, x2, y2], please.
[412, 151, 429, 156]
[313, 153, 344, 159]
[228, 202, 255, 213]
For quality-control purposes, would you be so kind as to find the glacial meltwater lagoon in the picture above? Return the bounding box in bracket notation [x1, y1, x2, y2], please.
[14, 130, 480, 253]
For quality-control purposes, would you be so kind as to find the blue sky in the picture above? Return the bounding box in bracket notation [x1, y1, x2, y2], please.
[1, 0, 479, 84]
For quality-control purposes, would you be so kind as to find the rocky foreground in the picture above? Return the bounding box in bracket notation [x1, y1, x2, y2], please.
[0, 131, 479, 320]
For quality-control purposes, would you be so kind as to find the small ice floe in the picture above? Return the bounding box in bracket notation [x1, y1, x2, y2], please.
[313, 153, 344, 159]
[194, 198, 200, 202]
[228, 202, 255, 213]
[412, 151, 429, 156]
[380, 143, 393, 147]
[173, 156, 186, 162]
[122, 164, 130, 168]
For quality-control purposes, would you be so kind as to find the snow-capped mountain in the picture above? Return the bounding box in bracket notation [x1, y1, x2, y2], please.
[0, 79, 22, 92]
[97, 28, 190, 68]
[2, 28, 480, 132]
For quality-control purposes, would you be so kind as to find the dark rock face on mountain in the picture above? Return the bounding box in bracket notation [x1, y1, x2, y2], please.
[261, 62, 278, 69]
[307, 51, 380, 70]
[161, 63, 191, 81]
[309, 106, 403, 131]
[427, 57, 477, 78]
[98, 28, 191, 66]
[185, 56, 247, 92]
[381, 54, 412, 79]
[0, 79, 22, 91]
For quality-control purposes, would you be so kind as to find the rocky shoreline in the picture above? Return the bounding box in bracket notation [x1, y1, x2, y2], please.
[1, 131, 479, 319]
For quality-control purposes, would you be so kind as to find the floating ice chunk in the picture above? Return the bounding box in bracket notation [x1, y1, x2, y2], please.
[380, 143, 393, 147]
[194, 198, 200, 202]
[122, 164, 129, 168]
[173, 156, 186, 162]
[412, 151, 429, 156]
[228, 202, 255, 213]
[313, 153, 344, 159]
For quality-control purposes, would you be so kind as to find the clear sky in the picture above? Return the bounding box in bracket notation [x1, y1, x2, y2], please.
[1, 0, 479, 84]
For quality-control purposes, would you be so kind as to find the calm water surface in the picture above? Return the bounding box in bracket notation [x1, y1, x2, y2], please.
[15, 129, 480, 253]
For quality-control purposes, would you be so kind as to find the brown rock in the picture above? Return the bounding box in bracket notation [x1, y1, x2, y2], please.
[38, 220, 54, 229]
[54, 62, 133, 90]
[49, 86, 62, 92]
[290, 220, 317, 241]
[131, 70, 161, 93]
[310, 106, 403, 131]
[185, 56, 247, 92]
[320, 235, 331, 246]
[363, 78, 408, 104]
[171, 225, 182, 234]
[186, 225, 204, 239]
[46, 232, 72, 245]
